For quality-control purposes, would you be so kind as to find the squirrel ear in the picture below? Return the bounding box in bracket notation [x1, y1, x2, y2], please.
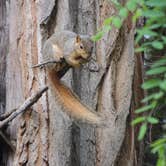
[76, 35, 81, 43]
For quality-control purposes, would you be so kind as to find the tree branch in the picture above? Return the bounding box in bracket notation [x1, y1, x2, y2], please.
[0, 108, 17, 121]
[31, 60, 60, 68]
[0, 86, 48, 129]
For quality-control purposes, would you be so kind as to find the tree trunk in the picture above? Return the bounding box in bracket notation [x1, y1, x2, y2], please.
[0, 0, 10, 165]
[3, 0, 140, 166]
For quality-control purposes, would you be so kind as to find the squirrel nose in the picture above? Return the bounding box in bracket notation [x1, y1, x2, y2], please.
[60, 57, 65, 62]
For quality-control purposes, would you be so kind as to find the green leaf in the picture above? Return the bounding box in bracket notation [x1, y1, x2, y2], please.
[151, 101, 157, 108]
[91, 31, 104, 41]
[103, 25, 112, 32]
[152, 145, 164, 155]
[142, 92, 164, 103]
[135, 28, 158, 43]
[119, 8, 128, 18]
[136, 101, 157, 114]
[158, 147, 165, 157]
[131, 117, 146, 125]
[135, 29, 157, 43]
[152, 41, 164, 50]
[135, 33, 143, 44]
[135, 47, 146, 52]
[157, 158, 165, 166]
[133, 8, 143, 22]
[111, 0, 121, 8]
[143, 10, 165, 18]
[112, 17, 122, 28]
[159, 80, 166, 91]
[135, 105, 153, 114]
[138, 123, 147, 140]
[153, 91, 164, 100]
[142, 79, 161, 89]
[151, 144, 164, 154]
[147, 117, 159, 124]
[161, 36, 166, 44]
[149, 24, 162, 30]
[146, 67, 166, 75]
[126, 0, 137, 12]
[152, 58, 166, 68]
[151, 138, 166, 148]
[146, 0, 166, 7]
[104, 17, 112, 26]
[137, 0, 144, 6]
[142, 94, 155, 103]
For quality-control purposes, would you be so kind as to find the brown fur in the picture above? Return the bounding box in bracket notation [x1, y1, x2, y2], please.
[48, 69, 102, 125]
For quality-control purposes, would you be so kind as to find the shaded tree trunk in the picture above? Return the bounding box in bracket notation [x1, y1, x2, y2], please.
[1, 0, 144, 166]
[0, 0, 8, 119]
[0, 0, 10, 165]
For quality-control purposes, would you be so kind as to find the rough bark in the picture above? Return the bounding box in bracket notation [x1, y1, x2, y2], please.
[115, 51, 144, 166]
[5, 0, 137, 166]
[7, 1, 49, 165]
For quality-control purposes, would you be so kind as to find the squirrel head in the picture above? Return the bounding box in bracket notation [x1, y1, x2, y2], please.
[75, 35, 93, 60]
[71, 35, 93, 65]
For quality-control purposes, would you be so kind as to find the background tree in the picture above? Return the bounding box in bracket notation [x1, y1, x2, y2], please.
[95, 0, 166, 165]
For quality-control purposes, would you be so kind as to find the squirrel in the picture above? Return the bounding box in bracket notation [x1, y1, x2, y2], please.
[33, 30, 103, 125]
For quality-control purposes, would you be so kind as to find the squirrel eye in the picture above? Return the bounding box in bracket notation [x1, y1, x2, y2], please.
[80, 45, 83, 49]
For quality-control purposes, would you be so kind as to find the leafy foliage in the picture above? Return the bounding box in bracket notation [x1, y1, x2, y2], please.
[92, 0, 166, 165]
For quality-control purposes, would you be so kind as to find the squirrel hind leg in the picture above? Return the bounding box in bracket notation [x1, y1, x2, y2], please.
[74, 115, 107, 128]
[70, 109, 107, 127]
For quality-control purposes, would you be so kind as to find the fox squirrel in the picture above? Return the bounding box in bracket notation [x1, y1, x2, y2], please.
[33, 30, 102, 125]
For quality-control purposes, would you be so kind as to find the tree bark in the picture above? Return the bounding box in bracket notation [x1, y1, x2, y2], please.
[0, 0, 8, 117]
[4, 0, 139, 166]
[0, 0, 10, 165]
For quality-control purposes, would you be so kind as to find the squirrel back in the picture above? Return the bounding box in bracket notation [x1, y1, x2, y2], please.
[42, 30, 93, 69]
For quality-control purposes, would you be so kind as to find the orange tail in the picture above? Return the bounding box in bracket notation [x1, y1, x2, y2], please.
[48, 70, 102, 125]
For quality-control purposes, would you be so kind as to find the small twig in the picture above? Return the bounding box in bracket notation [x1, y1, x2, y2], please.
[0, 86, 48, 129]
[0, 131, 16, 152]
[31, 60, 60, 68]
[0, 108, 17, 121]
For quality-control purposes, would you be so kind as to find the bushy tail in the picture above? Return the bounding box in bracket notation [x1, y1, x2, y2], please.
[48, 70, 102, 125]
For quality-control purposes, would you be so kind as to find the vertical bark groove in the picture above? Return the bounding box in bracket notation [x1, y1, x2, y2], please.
[0, 0, 9, 165]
